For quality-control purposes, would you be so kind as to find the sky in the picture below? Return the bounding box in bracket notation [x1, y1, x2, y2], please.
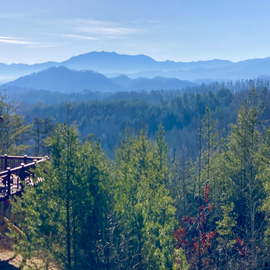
[1, 0, 270, 64]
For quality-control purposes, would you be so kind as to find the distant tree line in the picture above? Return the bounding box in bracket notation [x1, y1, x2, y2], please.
[3, 75, 270, 106]
[21, 86, 270, 159]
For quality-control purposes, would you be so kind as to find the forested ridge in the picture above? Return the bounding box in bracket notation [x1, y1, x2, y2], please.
[21, 84, 270, 158]
[2, 86, 270, 269]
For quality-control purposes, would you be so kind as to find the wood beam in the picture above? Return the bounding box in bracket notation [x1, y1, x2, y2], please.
[0, 213, 23, 235]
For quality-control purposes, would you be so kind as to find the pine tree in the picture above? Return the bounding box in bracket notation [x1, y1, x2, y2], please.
[113, 126, 177, 269]
[32, 116, 54, 155]
[212, 88, 265, 268]
[0, 91, 31, 155]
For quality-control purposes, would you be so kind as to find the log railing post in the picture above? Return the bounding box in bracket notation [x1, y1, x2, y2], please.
[20, 163, 25, 192]
[4, 154, 7, 170]
[33, 159, 37, 180]
[7, 167, 11, 196]
[24, 155, 27, 165]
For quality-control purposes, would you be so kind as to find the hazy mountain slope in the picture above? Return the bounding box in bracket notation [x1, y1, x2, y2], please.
[224, 58, 270, 79]
[61, 51, 233, 73]
[110, 75, 196, 90]
[61, 51, 159, 73]
[129, 77, 196, 90]
[6, 66, 124, 93]
[58, 53, 270, 80]
[110, 75, 133, 87]
[125, 68, 218, 80]
[2, 51, 270, 82]
[0, 61, 60, 81]
[5, 67, 197, 94]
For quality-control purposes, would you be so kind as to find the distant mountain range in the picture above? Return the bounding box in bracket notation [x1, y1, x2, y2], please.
[1, 51, 270, 83]
[5, 66, 196, 93]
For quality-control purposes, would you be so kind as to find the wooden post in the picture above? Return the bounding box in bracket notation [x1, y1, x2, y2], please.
[7, 167, 10, 196]
[24, 155, 27, 165]
[20, 163, 25, 192]
[4, 154, 7, 170]
[0, 213, 23, 235]
[16, 173, 19, 190]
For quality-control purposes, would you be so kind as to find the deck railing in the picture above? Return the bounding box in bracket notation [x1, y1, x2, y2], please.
[0, 155, 48, 202]
[0, 155, 47, 172]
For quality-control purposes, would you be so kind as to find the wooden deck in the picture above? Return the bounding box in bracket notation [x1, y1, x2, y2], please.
[0, 155, 48, 202]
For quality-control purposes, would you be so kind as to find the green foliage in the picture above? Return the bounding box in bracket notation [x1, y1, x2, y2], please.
[258, 124, 270, 244]
[31, 116, 55, 156]
[172, 248, 189, 270]
[8, 87, 270, 269]
[0, 91, 31, 155]
[209, 89, 265, 268]
[10, 109, 111, 269]
[216, 88, 233, 107]
[113, 126, 177, 269]
[23, 89, 240, 157]
[216, 202, 237, 246]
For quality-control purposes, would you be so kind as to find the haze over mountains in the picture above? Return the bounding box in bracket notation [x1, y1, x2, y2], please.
[1, 51, 270, 86]
[5, 66, 196, 93]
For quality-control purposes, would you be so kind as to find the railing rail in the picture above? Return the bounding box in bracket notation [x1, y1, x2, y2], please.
[0, 158, 48, 177]
[0, 155, 47, 172]
[0, 155, 48, 202]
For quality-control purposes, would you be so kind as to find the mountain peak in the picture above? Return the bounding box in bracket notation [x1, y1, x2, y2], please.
[6, 66, 123, 93]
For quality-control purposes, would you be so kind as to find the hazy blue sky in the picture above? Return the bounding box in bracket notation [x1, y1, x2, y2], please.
[1, 0, 270, 64]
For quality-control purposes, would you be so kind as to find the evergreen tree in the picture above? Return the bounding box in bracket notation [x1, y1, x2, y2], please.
[113, 126, 177, 269]
[0, 91, 31, 155]
[212, 88, 265, 268]
[32, 116, 54, 156]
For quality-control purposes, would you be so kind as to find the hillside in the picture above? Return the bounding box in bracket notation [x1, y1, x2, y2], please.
[6, 66, 124, 93]
[110, 75, 196, 91]
[5, 68, 197, 93]
[2, 52, 270, 82]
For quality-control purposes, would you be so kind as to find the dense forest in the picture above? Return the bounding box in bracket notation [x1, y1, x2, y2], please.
[18, 83, 270, 159]
[3, 75, 270, 105]
[2, 85, 270, 269]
